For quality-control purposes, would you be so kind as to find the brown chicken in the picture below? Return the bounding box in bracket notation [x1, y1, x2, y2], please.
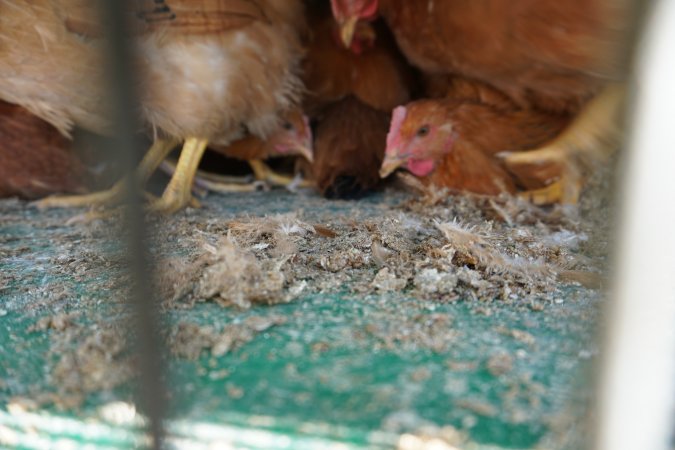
[166, 108, 314, 192]
[312, 96, 391, 198]
[211, 108, 313, 185]
[302, 2, 413, 198]
[0, 101, 87, 199]
[2, 1, 306, 213]
[332, 0, 632, 203]
[380, 91, 570, 195]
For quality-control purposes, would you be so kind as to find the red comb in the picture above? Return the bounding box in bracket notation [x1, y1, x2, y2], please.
[386, 106, 407, 154]
[302, 114, 313, 143]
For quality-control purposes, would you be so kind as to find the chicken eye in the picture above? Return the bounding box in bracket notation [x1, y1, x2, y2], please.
[416, 125, 430, 137]
[282, 122, 293, 130]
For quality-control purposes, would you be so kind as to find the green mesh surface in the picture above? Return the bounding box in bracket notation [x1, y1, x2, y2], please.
[0, 191, 598, 449]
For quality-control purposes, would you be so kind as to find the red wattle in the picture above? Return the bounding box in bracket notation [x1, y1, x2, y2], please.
[407, 159, 435, 177]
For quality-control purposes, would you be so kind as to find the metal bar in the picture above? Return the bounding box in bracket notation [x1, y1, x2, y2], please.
[98, 2, 167, 449]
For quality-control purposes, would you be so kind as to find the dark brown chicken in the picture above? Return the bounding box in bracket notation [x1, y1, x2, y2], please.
[332, 0, 631, 203]
[302, 2, 414, 198]
[0, 101, 87, 199]
[312, 96, 390, 198]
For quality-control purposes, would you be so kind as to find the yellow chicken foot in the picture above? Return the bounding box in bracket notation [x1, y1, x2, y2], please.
[148, 137, 208, 214]
[517, 176, 583, 205]
[34, 138, 179, 209]
[62, 192, 173, 225]
[499, 83, 625, 204]
[248, 159, 314, 188]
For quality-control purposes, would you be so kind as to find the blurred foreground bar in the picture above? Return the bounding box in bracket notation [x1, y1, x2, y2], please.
[596, 0, 675, 449]
[99, 2, 167, 449]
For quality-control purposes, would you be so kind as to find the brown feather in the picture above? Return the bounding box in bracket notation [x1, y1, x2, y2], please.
[136, 0, 271, 35]
[0, 1, 109, 137]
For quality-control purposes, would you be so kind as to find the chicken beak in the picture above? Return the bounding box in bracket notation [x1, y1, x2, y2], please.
[379, 156, 404, 178]
[340, 15, 359, 49]
[296, 145, 314, 163]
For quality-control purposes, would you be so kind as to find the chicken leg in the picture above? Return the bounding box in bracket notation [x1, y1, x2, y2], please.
[163, 158, 312, 193]
[148, 137, 208, 214]
[499, 83, 626, 204]
[34, 138, 179, 209]
[248, 159, 313, 188]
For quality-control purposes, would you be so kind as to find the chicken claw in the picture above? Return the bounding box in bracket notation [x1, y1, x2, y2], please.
[33, 138, 179, 210]
[160, 159, 269, 193]
[194, 177, 269, 193]
[248, 159, 314, 188]
[499, 83, 625, 204]
[517, 177, 583, 205]
[148, 137, 208, 214]
[34, 186, 126, 210]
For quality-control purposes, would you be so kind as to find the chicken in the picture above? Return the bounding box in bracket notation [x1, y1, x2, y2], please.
[303, 4, 411, 114]
[210, 108, 312, 186]
[332, 0, 631, 203]
[302, 2, 413, 198]
[313, 96, 390, 198]
[0, 101, 87, 199]
[164, 108, 314, 192]
[132, 0, 307, 212]
[380, 94, 569, 195]
[2, 0, 306, 214]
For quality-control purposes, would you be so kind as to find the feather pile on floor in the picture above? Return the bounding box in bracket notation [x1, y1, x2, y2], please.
[157, 172, 611, 312]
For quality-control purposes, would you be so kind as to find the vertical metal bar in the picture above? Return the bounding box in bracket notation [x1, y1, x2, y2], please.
[98, 2, 166, 449]
[595, 0, 675, 448]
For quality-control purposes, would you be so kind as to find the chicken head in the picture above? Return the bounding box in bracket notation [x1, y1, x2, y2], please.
[330, 0, 378, 48]
[269, 110, 314, 162]
[380, 103, 456, 179]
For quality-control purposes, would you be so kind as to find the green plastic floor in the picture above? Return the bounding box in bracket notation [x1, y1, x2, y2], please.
[0, 191, 599, 449]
